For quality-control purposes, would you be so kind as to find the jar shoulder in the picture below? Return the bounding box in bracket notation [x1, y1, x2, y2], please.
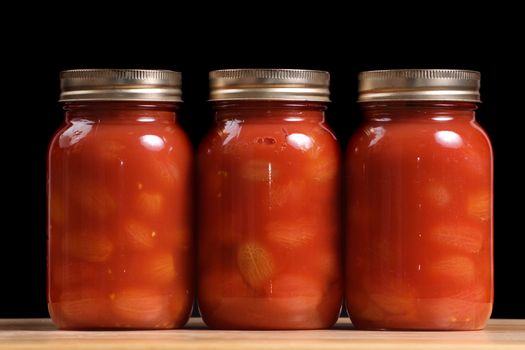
[49, 119, 191, 156]
[199, 120, 339, 157]
[347, 119, 492, 156]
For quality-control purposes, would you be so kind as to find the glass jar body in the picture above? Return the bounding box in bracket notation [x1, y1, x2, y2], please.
[47, 102, 193, 329]
[346, 102, 493, 330]
[198, 101, 342, 329]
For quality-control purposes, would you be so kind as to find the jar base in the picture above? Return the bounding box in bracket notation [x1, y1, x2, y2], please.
[199, 297, 341, 330]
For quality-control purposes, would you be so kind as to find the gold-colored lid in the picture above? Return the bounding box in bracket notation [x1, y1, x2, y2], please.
[358, 69, 481, 103]
[60, 69, 182, 102]
[209, 69, 330, 102]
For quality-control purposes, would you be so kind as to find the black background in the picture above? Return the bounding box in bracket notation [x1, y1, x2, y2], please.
[2, 15, 524, 320]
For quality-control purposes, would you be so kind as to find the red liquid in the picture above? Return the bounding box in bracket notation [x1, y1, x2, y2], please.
[346, 102, 493, 330]
[198, 102, 342, 329]
[47, 102, 193, 329]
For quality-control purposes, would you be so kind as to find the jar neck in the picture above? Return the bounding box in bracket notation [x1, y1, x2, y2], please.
[63, 101, 180, 123]
[360, 101, 478, 122]
[212, 101, 327, 123]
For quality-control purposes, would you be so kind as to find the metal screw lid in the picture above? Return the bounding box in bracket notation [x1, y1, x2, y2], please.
[60, 69, 182, 102]
[209, 69, 330, 102]
[358, 69, 481, 103]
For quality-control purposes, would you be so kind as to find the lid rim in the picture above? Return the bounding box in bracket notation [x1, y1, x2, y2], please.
[209, 68, 330, 102]
[358, 69, 481, 103]
[59, 69, 182, 102]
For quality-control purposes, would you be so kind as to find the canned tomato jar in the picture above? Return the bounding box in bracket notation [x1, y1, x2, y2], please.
[48, 69, 193, 329]
[346, 69, 493, 330]
[198, 69, 343, 329]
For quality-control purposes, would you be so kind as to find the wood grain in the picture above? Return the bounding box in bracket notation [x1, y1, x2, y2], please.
[0, 318, 524, 349]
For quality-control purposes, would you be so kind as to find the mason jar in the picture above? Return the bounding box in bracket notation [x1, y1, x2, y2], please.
[346, 69, 493, 330]
[198, 69, 342, 329]
[48, 69, 193, 329]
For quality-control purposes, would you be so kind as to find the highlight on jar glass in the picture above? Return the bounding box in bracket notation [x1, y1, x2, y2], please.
[47, 69, 193, 329]
[346, 69, 493, 330]
[197, 69, 343, 329]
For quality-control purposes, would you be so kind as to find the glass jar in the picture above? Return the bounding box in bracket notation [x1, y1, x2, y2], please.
[346, 69, 493, 330]
[47, 69, 193, 329]
[198, 69, 342, 329]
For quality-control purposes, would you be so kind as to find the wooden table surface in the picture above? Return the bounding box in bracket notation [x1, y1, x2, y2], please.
[0, 318, 524, 349]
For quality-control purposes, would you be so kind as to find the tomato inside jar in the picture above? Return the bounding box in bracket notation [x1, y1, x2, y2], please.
[47, 69, 193, 329]
[346, 70, 493, 330]
[197, 69, 343, 329]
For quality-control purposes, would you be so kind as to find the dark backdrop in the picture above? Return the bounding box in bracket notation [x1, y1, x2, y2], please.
[2, 18, 524, 319]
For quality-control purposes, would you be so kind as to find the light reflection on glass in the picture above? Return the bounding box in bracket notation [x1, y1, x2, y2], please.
[59, 120, 93, 147]
[368, 126, 385, 147]
[140, 135, 165, 151]
[287, 133, 313, 151]
[137, 117, 156, 122]
[268, 162, 273, 186]
[435, 130, 463, 149]
[223, 119, 242, 145]
[432, 116, 453, 121]
[284, 117, 304, 122]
